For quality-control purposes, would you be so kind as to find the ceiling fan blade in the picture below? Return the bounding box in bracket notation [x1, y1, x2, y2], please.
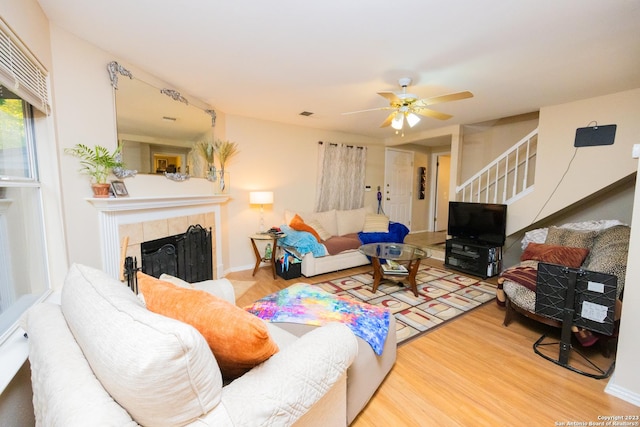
[415, 91, 474, 107]
[342, 106, 391, 115]
[377, 91, 401, 103]
[380, 111, 396, 128]
[414, 108, 452, 120]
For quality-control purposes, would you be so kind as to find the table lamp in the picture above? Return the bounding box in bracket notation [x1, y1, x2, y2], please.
[249, 191, 274, 232]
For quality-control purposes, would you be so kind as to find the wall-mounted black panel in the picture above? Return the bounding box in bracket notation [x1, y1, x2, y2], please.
[574, 124, 616, 147]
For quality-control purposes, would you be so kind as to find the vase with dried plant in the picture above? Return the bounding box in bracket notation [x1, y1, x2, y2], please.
[195, 139, 217, 181]
[214, 139, 239, 192]
[65, 144, 124, 197]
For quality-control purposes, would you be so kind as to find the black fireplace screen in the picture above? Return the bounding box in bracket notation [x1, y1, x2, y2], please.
[140, 224, 213, 283]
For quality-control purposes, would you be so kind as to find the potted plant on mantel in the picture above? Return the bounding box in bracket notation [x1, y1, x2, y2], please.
[65, 144, 124, 198]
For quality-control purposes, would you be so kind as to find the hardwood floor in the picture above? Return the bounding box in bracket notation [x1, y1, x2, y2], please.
[228, 258, 638, 426]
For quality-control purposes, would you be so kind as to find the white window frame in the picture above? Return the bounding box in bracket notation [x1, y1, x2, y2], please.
[0, 17, 53, 393]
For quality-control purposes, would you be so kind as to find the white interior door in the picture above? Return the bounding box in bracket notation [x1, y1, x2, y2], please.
[434, 154, 451, 232]
[384, 148, 413, 228]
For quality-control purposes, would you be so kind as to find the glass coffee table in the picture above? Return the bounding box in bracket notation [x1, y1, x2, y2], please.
[359, 243, 431, 297]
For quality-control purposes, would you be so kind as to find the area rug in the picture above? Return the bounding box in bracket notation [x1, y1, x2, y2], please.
[228, 279, 257, 300]
[313, 265, 497, 345]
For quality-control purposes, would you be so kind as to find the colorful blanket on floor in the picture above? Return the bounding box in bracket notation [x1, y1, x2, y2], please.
[245, 283, 390, 355]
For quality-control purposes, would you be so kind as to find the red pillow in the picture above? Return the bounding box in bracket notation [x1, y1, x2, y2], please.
[289, 214, 322, 242]
[521, 242, 589, 268]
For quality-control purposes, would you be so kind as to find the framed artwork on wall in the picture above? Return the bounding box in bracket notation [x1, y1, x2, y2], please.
[156, 158, 167, 172]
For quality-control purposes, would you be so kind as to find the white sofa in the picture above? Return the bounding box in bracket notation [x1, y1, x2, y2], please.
[21, 264, 358, 427]
[283, 207, 409, 277]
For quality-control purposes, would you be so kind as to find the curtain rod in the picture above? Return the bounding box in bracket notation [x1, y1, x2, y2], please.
[318, 141, 365, 149]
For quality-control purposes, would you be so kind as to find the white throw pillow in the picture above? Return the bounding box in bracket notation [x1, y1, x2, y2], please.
[160, 273, 236, 304]
[305, 218, 333, 241]
[336, 206, 373, 236]
[362, 213, 390, 233]
[61, 264, 222, 426]
[285, 209, 339, 237]
[301, 209, 338, 237]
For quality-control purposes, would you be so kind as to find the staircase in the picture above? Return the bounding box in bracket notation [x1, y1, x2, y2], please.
[454, 118, 635, 239]
[456, 128, 538, 205]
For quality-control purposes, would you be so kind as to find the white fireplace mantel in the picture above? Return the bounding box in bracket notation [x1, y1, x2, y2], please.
[87, 194, 229, 279]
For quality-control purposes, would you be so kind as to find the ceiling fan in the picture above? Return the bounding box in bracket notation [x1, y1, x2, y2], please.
[343, 78, 473, 133]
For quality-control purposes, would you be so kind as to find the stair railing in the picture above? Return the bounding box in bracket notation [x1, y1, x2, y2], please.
[456, 128, 538, 204]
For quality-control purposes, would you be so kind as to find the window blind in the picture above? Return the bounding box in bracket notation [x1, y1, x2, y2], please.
[0, 18, 50, 115]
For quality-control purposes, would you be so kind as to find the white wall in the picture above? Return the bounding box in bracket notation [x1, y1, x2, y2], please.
[49, 25, 119, 270]
[460, 112, 539, 183]
[608, 161, 640, 404]
[48, 26, 229, 272]
[501, 178, 636, 268]
[46, 26, 386, 275]
[223, 115, 383, 271]
[506, 89, 640, 234]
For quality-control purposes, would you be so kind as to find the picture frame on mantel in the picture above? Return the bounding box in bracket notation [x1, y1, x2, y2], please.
[111, 180, 129, 197]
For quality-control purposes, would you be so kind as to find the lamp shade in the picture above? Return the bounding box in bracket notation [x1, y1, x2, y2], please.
[249, 191, 274, 205]
[391, 113, 404, 130]
[406, 112, 421, 127]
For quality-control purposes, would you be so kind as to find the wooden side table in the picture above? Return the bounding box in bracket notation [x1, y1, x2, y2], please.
[250, 233, 285, 279]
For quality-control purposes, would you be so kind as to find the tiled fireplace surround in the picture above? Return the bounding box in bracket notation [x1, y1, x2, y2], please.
[88, 195, 228, 280]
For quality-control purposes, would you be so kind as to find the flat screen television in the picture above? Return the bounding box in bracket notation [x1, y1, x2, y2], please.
[447, 201, 507, 246]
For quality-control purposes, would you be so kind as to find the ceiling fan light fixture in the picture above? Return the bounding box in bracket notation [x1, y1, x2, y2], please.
[391, 113, 404, 130]
[406, 112, 420, 127]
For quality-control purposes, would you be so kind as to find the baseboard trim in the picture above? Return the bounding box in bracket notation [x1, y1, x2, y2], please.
[605, 373, 640, 406]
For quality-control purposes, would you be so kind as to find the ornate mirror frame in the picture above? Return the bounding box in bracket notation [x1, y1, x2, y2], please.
[108, 61, 216, 181]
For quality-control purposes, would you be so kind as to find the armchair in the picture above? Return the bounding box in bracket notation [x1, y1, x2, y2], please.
[498, 221, 629, 348]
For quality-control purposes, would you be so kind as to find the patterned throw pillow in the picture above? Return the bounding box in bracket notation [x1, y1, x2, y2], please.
[584, 225, 630, 297]
[521, 242, 590, 268]
[544, 227, 597, 248]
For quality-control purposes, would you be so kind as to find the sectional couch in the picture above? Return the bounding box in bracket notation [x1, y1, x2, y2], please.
[22, 264, 358, 426]
[282, 206, 409, 277]
[22, 263, 397, 426]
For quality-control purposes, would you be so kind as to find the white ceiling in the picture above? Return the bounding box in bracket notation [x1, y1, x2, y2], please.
[37, 0, 640, 141]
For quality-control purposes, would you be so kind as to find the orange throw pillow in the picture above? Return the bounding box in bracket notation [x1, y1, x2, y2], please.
[137, 272, 278, 379]
[521, 242, 589, 269]
[289, 213, 322, 242]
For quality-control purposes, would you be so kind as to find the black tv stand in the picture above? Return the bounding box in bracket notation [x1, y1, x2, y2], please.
[444, 238, 502, 279]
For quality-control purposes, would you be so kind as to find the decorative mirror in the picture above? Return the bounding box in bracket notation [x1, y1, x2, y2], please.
[108, 61, 216, 180]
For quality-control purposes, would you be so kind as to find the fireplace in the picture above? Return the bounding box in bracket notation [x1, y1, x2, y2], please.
[87, 194, 228, 280]
[141, 224, 212, 282]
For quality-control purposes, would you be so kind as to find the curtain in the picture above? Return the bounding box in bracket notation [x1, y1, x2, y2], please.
[315, 142, 367, 212]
